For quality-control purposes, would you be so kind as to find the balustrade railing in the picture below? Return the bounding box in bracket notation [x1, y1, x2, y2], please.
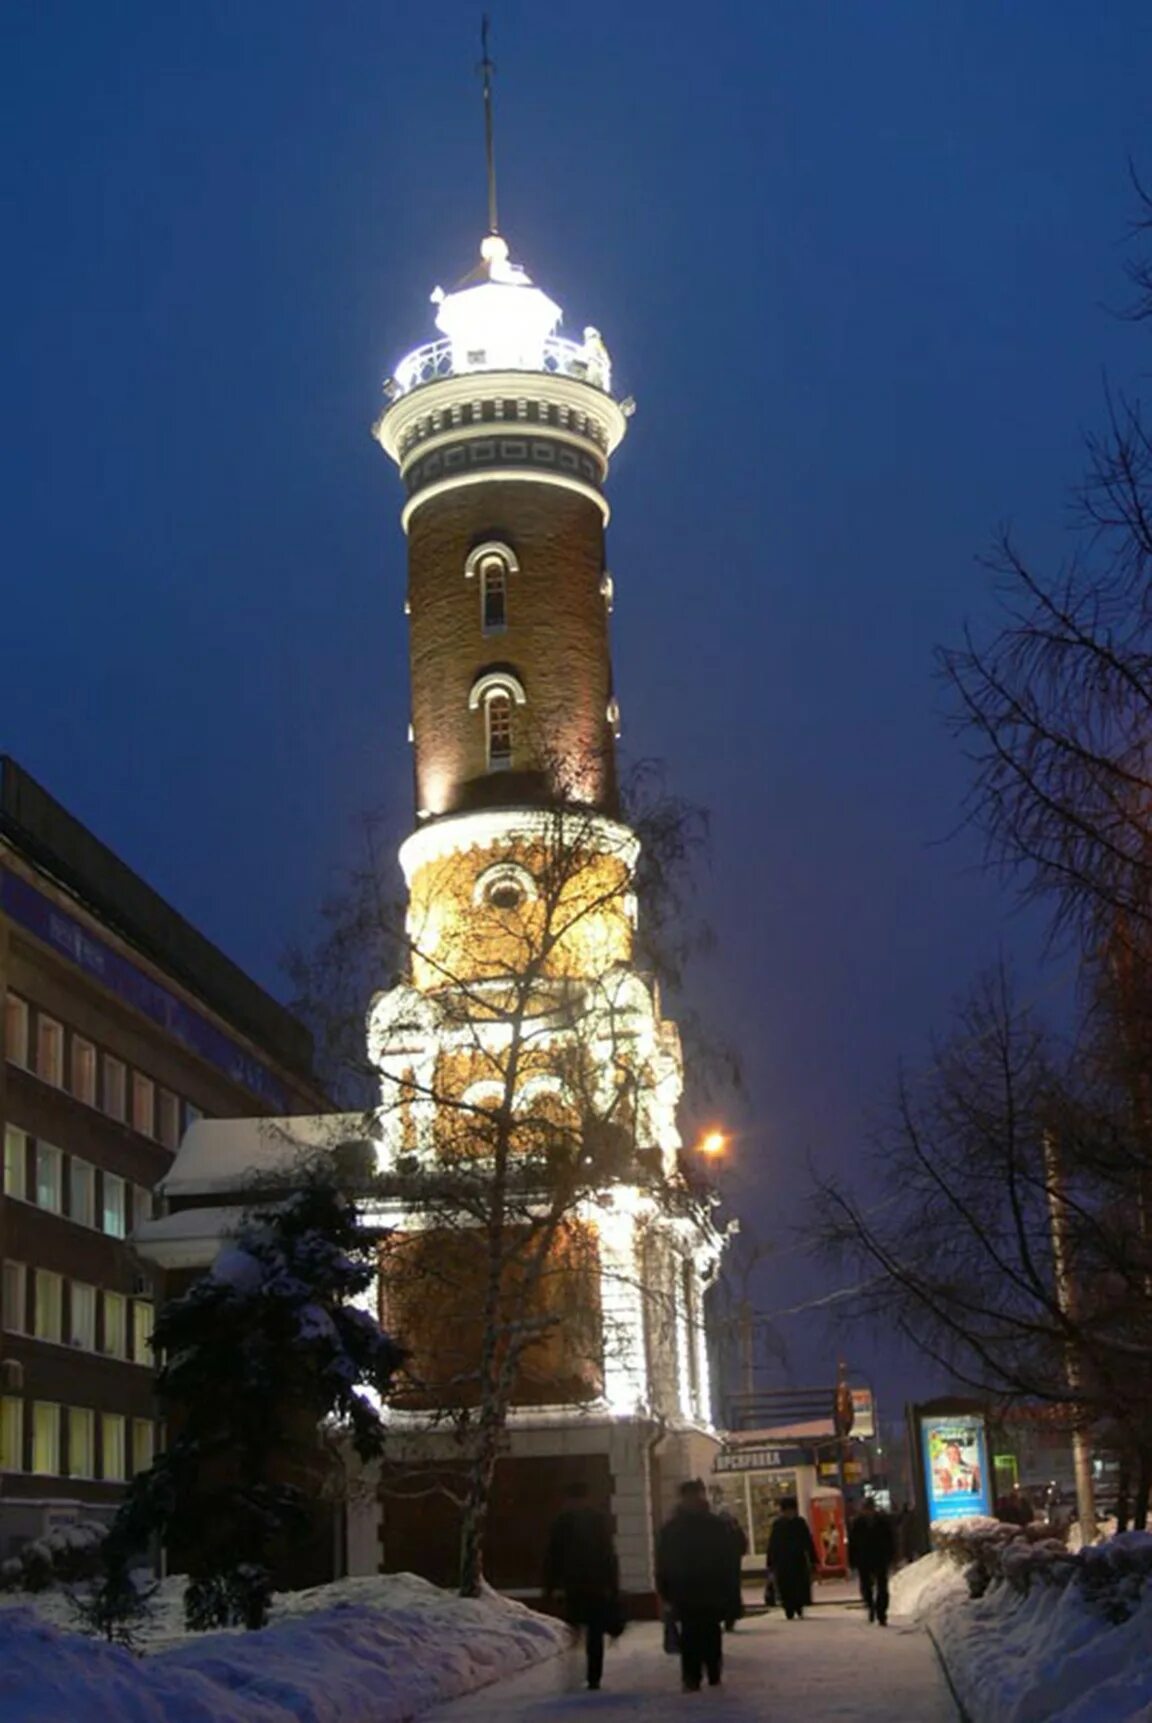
[390, 334, 611, 399]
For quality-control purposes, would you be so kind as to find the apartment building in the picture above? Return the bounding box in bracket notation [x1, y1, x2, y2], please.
[0, 757, 327, 1558]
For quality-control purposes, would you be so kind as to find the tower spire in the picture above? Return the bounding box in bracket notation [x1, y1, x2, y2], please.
[479, 16, 499, 237]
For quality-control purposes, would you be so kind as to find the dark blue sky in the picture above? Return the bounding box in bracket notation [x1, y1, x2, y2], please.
[4, 2, 1151, 1408]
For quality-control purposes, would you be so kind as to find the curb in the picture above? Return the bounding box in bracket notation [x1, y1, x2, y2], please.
[926, 1623, 974, 1723]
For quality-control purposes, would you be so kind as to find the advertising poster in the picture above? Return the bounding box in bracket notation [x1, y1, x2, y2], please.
[920, 1414, 991, 1521]
[809, 1495, 848, 1576]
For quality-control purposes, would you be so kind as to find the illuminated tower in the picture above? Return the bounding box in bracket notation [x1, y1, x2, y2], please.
[366, 107, 725, 1598]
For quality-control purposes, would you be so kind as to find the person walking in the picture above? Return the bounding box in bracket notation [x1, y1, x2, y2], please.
[847, 1497, 896, 1626]
[766, 1497, 818, 1620]
[714, 1505, 748, 1631]
[656, 1479, 734, 1692]
[543, 1481, 622, 1691]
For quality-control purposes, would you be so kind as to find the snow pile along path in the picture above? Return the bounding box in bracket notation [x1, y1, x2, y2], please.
[0, 1573, 569, 1723]
[892, 1534, 1152, 1723]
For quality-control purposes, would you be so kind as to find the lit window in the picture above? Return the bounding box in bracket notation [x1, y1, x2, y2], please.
[102, 1292, 126, 1359]
[70, 1037, 97, 1105]
[157, 1089, 180, 1150]
[132, 1302, 154, 1366]
[68, 1407, 94, 1479]
[132, 1419, 155, 1473]
[36, 1015, 64, 1088]
[102, 1056, 126, 1122]
[70, 1283, 96, 1350]
[35, 1143, 62, 1213]
[32, 1403, 61, 1474]
[34, 1270, 63, 1343]
[102, 1174, 126, 1239]
[1, 1397, 24, 1471]
[3, 1261, 26, 1333]
[486, 690, 513, 769]
[481, 557, 507, 633]
[101, 1413, 125, 1482]
[70, 1159, 96, 1228]
[131, 1071, 155, 1137]
[5, 995, 29, 1068]
[3, 1127, 27, 1201]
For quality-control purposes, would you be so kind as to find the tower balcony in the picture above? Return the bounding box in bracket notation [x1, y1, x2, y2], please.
[388, 331, 613, 401]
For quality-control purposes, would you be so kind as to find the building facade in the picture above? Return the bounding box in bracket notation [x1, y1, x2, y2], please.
[0, 757, 325, 1559]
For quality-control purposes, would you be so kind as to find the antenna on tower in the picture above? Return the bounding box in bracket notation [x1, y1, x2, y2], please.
[478, 15, 499, 237]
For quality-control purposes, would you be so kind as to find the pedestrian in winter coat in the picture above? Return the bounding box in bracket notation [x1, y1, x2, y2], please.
[847, 1498, 896, 1625]
[766, 1498, 818, 1619]
[543, 1482, 622, 1691]
[656, 1479, 734, 1691]
[714, 1507, 748, 1630]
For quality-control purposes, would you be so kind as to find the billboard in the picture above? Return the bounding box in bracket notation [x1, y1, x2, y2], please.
[920, 1413, 991, 1522]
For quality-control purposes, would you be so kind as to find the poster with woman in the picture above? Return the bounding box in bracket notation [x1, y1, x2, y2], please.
[920, 1415, 991, 1521]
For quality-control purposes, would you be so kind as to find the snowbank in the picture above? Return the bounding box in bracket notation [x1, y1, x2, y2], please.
[0, 1573, 568, 1723]
[891, 1528, 1152, 1723]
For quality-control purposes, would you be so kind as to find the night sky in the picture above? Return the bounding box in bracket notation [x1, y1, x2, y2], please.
[4, 3, 1151, 1414]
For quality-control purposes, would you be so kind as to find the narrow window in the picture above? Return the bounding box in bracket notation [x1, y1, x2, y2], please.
[68, 1407, 94, 1479]
[36, 1015, 64, 1088]
[35, 1143, 63, 1213]
[131, 1071, 155, 1137]
[3, 1260, 26, 1333]
[70, 1283, 96, 1350]
[157, 1088, 180, 1150]
[0, 1397, 24, 1471]
[133, 1418, 155, 1473]
[70, 1037, 97, 1105]
[133, 1184, 154, 1226]
[133, 1301, 154, 1366]
[102, 1291, 126, 1359]
[100, 1412, 126, 1482]
[481, 557, 507, 633]
[102, 1173, 126, 1239]
[102, 1055, 126, 1121]
[3, 1127, 27, 1201]
[32, 1403, 61, 1474]
[34, 1270, 63, 1343]
[5, 995, 29, 1068]
[70, 1159, 96, 1228]
[486, 690, 513, 770]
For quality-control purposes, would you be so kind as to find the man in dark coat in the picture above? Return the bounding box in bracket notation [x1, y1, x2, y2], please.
[656, 1479, 734, 1691]
[543, 1481, 621, 1691]
[847, 1497, 896, 1625]
[766, 1497, 818, 1619]
[715, 1506, 748, 1631]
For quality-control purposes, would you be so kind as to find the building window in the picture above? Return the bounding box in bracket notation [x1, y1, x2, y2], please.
[481, 557, 507, 633]
[1, 1397, 24, 1471]
[31, 1403, 60, 1475]
[35, 1143, 62, 1213]
[485, 690, 513, 770]
[131, 1071, 155, 1138]
[132, 1419, 155, 1474]
[5, 994, 29, 1068]
[36, 1015, 64, 1088]
[101, 1413, 126, 1482]
[68, 1407, 94, 1479]
[102, 1173, 126, 1239]
[133, 1301, 154, 1366]
[3, 1261, 26, 1333]
[102, 1292, 127, 1359]
[157, 1088, 180, 1150]
[34, 1270, 63, 1343]
[70, 1037, 97, 1105]
[3, 1127, 27, 1201]
[70, 1282, 96, 1350]
[70, 1159, 96, 1228]
[102, 1055, 126, 1122]
[133, 1184, 154, 1226]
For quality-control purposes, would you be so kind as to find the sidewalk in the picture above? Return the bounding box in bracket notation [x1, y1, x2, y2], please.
[427, 1588, 959, 1721]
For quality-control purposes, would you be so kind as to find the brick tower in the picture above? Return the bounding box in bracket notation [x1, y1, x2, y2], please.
[367, 221, 726, 1604]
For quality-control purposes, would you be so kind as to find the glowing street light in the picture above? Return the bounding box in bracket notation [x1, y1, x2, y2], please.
[698, 1129, 727, 1159]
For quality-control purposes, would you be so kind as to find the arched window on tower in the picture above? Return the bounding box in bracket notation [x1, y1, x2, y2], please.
[481, 556, 507, 633]
[485, 689, 513, 770]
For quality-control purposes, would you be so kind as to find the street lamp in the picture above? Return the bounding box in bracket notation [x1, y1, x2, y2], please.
[698, 1129, 727, 1158]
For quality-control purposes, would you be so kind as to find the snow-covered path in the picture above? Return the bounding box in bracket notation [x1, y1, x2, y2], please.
[428, 1588, 959, 1721]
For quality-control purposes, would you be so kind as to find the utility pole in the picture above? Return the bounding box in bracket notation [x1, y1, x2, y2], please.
[1043, 1131, 1098, 1543]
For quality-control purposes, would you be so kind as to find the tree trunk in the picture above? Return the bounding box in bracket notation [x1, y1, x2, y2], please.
[1133, 1454, 1151, 1533]
[457, 1413, 504, 1597]
[1115, 1461, 1131, 1534]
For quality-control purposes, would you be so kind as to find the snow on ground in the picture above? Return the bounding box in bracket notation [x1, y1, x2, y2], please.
[0, 1573, 568, 1723]
[892, 1537, 1152, 1723]
[429, 1583, 957, 1721]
